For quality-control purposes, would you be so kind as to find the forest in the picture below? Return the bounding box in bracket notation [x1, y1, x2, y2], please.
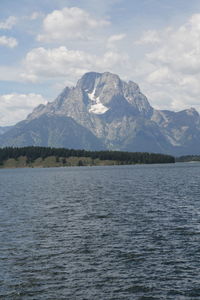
[0, 146, 175, 167]
[176, 155, 200, 162]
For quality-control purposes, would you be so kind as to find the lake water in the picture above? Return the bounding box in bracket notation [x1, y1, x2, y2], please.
[1, 163, 200, 299]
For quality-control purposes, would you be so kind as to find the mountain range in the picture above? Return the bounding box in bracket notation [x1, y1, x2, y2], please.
[1, 71, 200, 156]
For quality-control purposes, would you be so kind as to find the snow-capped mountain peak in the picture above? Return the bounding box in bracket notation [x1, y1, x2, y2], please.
[1, 71, 200, 156]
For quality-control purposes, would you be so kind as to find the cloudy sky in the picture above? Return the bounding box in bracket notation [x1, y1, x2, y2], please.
[1, 0, 200, 125]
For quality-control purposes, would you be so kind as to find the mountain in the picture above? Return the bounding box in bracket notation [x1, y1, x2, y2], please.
[0, 115, 104, 150]
[0, 71, 200, 155]
[0, 126, 13, 135]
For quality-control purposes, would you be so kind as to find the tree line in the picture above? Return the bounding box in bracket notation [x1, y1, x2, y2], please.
[176, 155, 200, 162]
[0, 146, 175, 165]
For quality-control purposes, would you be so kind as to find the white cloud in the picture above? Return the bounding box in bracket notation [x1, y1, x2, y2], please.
[107, 33, 126, 48]
[0, 36, 18, 48]
[135, 30, 161, 45]
[135, 14, 200, 112]
[37, 7, 110, 42]
[30, 12, 43, 20]
[0, 16, 17, 30]
[146, 15, 200, 74]
[0, 66, 26, 82]
[22, 47, 96, 80]
[23, 11, 44, 22]
[0, 93, 47, 126]
[21, 46, 129, 82]
[96, 51, 129, 69]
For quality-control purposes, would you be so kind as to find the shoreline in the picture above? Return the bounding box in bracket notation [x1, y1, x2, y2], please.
[0, 147, 176, 168]
[0, 157, 175, 170]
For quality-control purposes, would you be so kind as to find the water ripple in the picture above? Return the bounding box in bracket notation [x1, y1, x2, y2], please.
[1, 164, 200, 299]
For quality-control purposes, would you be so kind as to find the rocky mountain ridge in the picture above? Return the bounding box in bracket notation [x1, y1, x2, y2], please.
[1, 71, 200, 155]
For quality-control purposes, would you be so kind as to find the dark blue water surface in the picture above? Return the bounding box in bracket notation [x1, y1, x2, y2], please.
[1, 163, 200, 299]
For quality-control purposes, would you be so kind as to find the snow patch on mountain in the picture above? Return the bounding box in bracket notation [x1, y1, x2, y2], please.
[88, 88, 109, 114]
[88, 88, 96, 101]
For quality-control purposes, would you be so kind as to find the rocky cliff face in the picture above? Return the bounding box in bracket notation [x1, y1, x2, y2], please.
[151, 108, 200, 154]
[1, 71, 200, 155]
[0, 115, 104, 150]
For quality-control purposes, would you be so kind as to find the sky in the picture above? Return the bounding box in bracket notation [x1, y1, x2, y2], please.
[1, 0, 200, 125]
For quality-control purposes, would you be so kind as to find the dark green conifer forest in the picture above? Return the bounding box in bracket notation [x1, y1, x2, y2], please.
[0, 146, 175, 166]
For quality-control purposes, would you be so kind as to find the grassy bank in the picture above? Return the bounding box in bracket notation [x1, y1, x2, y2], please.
[0, 155, 126, 168]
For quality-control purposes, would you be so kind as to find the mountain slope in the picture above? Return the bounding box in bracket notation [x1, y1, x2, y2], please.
[152, 108, 200, 155]
[1, 71, 200, 155]
[0, 115, 105, 150]
[0, 126, 13, 135]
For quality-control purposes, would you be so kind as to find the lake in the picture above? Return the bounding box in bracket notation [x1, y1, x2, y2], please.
[1, 163, 200, 299]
